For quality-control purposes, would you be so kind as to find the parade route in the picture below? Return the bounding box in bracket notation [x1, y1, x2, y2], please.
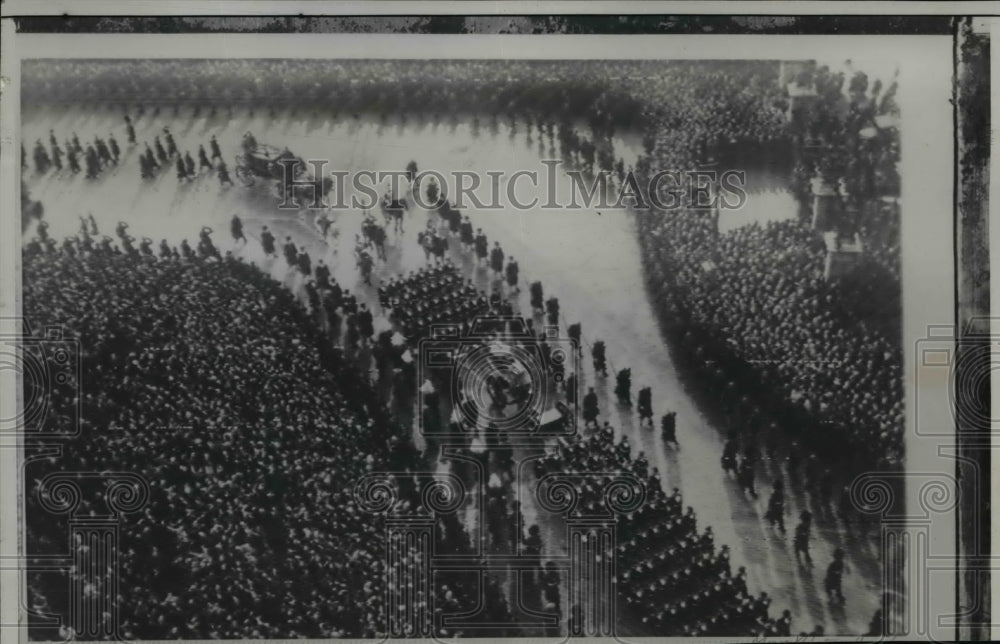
[23, 104, 885, 636]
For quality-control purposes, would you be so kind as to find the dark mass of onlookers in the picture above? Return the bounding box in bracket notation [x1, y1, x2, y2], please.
[21, 240, 508, 639]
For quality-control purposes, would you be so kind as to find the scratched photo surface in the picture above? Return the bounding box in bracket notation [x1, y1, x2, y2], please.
[17, 56, 907, 640]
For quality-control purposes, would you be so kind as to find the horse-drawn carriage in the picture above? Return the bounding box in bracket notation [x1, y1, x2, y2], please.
[234, 132, 332, 206]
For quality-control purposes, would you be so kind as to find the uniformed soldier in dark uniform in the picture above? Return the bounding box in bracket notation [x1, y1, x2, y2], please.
[108, 134, 120, 164]
[794, 511, 813, 566]
[95, 137, 111, 166]
[660, 412, 679, 448]
[84, 145, 100, 179]
[637, 386, 653, 425]
[489, 241, 504, 276]
[67, 143, 81, 174]
[459, 216, 474, 251]
[504, 257, 519, 292]
[33, 140, 51, 174]
[184, 151, 196, 177]
[545, 297, 559, 325]
[298, 250, 312, 276]
[314, 260, 330, 289]
[223, 215, 241, 246]
[210, 135, 222, 161]
[144, 143, 159, 170]
[764, 478, 786, 532]
[198, 144, 212, 172]
[529, 281, 544, 313]
[50, 142, 63, 171]
[357, 303, 374, 342]
[125, 117, 136, 145]
[217, 160, 234, 186]
[473, 229, 488, 265]
[260, 225, 276, 257]
[163, 127, 177, 158]
[737, 457, 757, 498]
[615, 368, 631, 405]
[154, 136, 168, 165]
[176, 156, 189, 182]
[582, 387, 599, 428]
[591, 340, 607, 376]
[139, 153, 151, 179]
[824, 548, 847, 604]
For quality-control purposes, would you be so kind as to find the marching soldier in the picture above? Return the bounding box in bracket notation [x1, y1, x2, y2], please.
[764, 478, 786, 532]
[615, 368, 631, 405]
[217, 159, 234, 186]
[144, 143, 159, 170]
[529, 281, 544, 313]
[592, 340, 607, 376]
[459, 215, 474, 251]
[489, 241, 504, 276]
[260, 225, 276, 257]
[67, 144, 81, 174]
[198, 144, 212, 172]
[298, 250, 312, 276]
[163, 127, 177, 158]
[283, 236, 298, 267]
[125, 115, 136, 145]
[154, 136, 168, 165]
[545, 296, 559, 325]
[505, 256, 519, 292]
[637, 386, 653, 425]
[108, 134, 120, 164]
[50, 142, 63, 171]
[184, 151, 196, 177]
[737, 457, 758, 498]
[582, 387, 599, 428]
[794, 511, 813, 566]
[660, 412, 679, 448]
[176, 156, 189, 182]
[210, 134, 222, 161]
[824, 548, 848, 604]
[230, 214, 246, 245]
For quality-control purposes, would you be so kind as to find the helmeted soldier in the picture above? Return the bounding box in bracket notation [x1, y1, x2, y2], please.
[764, 478, 786, 531]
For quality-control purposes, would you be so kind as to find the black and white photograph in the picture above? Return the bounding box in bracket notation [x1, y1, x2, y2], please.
[0, 6, 989, 643]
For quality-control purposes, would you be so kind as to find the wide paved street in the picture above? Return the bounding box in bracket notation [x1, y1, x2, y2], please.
[23, 104, 885, 636]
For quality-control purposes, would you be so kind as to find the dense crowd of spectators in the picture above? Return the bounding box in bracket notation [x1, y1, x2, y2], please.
[638, 213, 903, 467]
[21, 241, 502, 639]
[621, 61, 903, 468]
